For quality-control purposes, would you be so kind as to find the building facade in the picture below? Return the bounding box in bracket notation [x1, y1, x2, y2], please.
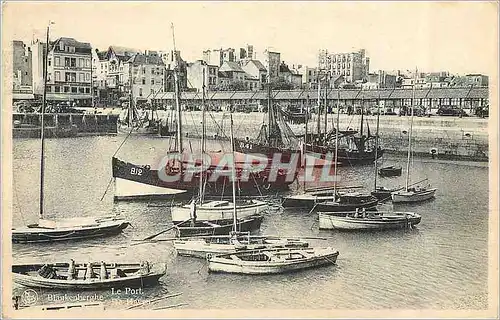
[240, 59, 267, 89]
[12, 40, 34, 100]
[263, 50, 281, 82]
[318, 49, 370, 83]
[32, 37, 93, 106]
[186, 60, 219, 92]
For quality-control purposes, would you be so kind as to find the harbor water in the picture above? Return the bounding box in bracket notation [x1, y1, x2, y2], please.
[11, 135, 489, 309]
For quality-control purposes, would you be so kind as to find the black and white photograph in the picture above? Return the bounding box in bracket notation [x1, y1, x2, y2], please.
[1, 1, 498, 318]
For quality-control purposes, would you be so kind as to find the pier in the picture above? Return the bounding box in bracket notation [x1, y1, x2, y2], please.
[12, 113, 119, 138]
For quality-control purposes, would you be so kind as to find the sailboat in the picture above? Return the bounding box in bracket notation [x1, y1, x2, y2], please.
[371, 96, 403, 201]
[12, 28, 129, 244]
[304, 85, 383, 165]
[170, 72, 268, 224]
[318, 209, 421, 231]
[234, 76, 302, 166]
[392, 71, 437, 203]
[283, 90, 378, 211]
[174, 113, 264, 238]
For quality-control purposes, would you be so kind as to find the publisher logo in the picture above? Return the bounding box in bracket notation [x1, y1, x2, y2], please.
[21, 289, 38, 305]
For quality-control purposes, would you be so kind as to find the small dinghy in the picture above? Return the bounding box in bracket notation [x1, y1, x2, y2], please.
[174, 215, 264, 238]
[12, 216, 130, 244]
[318, 209, 421, 230]
[378, 165, 402, 177]
[171, 199, 268, 224]
[314, 193, 379, 212]
[174, 232, 309, 258]
[207, 247, 339, 275]
[392, 186, 437, 203]
[12, 260, 166, 290]
[371, 186, 402, 201]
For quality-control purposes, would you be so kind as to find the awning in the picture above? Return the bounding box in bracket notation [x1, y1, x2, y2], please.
[46, 93, 91, 101]
[13, 93, 35, 100]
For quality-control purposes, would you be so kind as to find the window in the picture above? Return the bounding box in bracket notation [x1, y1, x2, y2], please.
[142, 78, 146, 85]
[139, 88, 143, 96]
[48, 59, 51, 66]
[142, 67, 146, 74]
[85, 87, 90, 93]
[64, 87, 70, 93]
[55, 57, 60, 66]
[70, 58, 76, 67]
[151, 79, 154, 85]
[54, 86, 60, 92]
[59, 42, 64, 51]
[86, 59, 90, 67]
[79, 87, 85, 93]
[79, 73, 84, 82]
[46, 86, 51, 92]
[151, 88, 154, 94]
[86, 73, 90, 81]
[151, 68, 155, 75]
[79, 58, 84, 67]
[71, 87, 77, 93]
[55, 71, 60, 81]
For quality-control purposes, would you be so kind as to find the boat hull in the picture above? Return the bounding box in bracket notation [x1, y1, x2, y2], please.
[175, 215, 264, 238]
[112, 157, 294, 201]
[207, 248, 339, 275]
[12, 262, 166, 290]
[318, 212, 421, 230]
[392, 188, 437, 203]
[117, 123, 159, 136]
[12, 219, 129, 244]
[378, 166, 402, 177]
[115, 177, 188, 201]
[305, 144, 383, 165]
[174, 238, 309, 259]
[171, 200, 268, 223]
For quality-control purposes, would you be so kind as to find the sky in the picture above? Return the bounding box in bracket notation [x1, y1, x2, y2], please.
[3, 1, 498, 76]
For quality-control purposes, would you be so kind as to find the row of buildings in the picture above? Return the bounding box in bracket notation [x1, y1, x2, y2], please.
[12, 37, 489, 108]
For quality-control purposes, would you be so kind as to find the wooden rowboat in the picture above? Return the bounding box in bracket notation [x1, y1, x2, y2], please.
[174, 233, 309, 258]
[207, 247, 339, 275]
[318, 211, 421, 230]
[12, 261, 166, 290]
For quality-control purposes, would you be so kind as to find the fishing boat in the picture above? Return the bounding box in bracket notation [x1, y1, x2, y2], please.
[304, 88, 383, 165]
[318, 210, 421, 230]
[174, 234, 309, 259]
[111, 29, 294, 201]
[234, 76, 302, 166]
[392, 70, 437, 203]
[378, 165, 403, 177]
[11, 26, 129, 244]
[207, 247, 339, 275]
[12, 261, 166, 290]
[174, 113, 307, 257]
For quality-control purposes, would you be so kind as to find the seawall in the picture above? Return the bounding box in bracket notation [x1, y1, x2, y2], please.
[179, 111, 489, 162]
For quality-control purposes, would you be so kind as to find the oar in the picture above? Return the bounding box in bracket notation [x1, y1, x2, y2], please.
[141, 218, 191, 241]
[307, 203, 319, 215]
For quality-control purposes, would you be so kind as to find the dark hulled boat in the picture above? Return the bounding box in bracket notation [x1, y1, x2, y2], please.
[174, 214, 264, 238]
[378, 165, 403, 177]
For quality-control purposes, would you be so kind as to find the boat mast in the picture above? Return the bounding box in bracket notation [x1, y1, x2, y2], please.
[229, 113, 238, 233]
[323, 73, 328, 136]
[333, 89, 340, 198]
[267, 75, 272, 146]
[128, 60, 134, 127]
[374, 92, 381, 191]
[199, 69, 206, 203]
[405, 70, 417, 191]
[171, 23, 183, 152]
[39, 23, 51, 219]
[316, 74, 321, 140]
